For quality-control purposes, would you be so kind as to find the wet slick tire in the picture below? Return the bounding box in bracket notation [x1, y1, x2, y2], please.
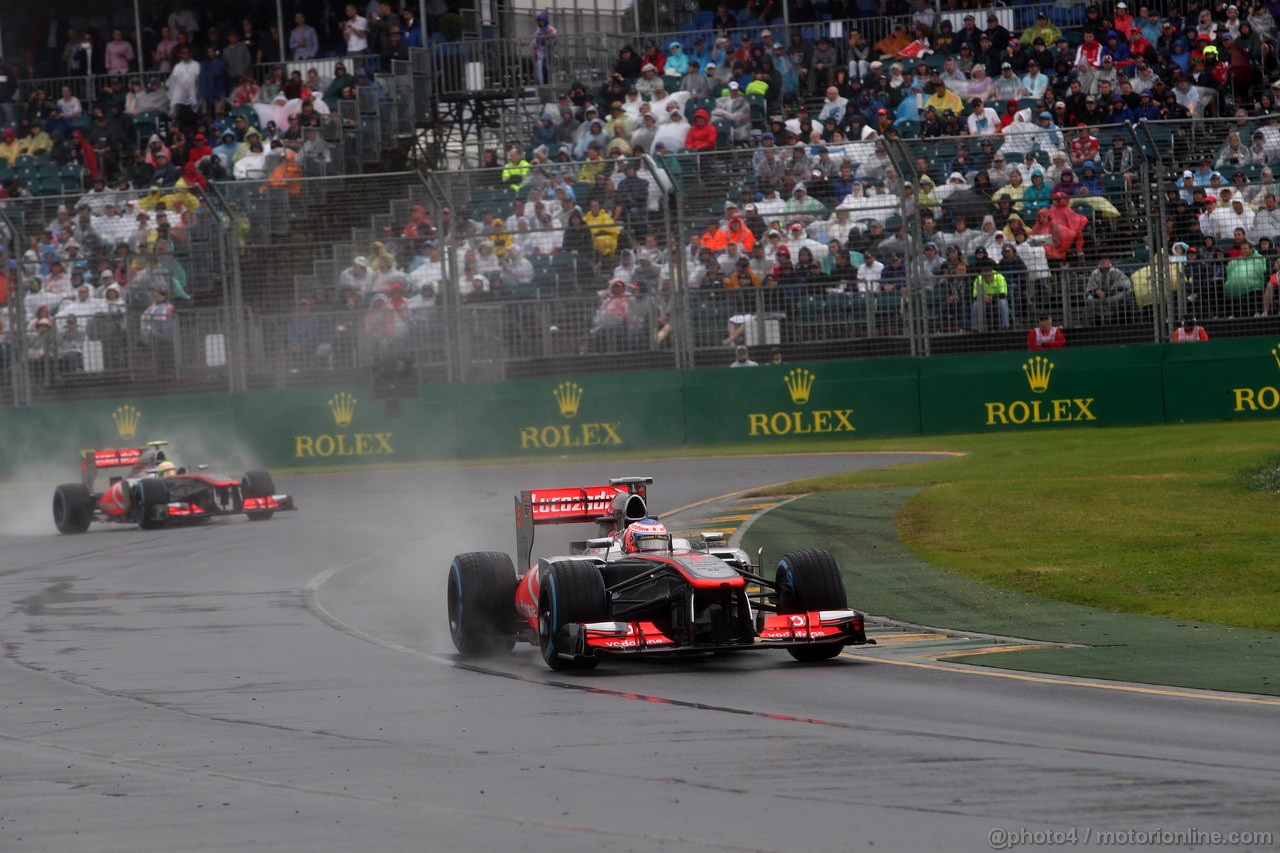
[135, 479, 169, 530]
[775, 549, 848, 663]
[447, 552, 518, 656]
[241, 469, 276, 521]
[538, 560, 607, 672]
[53, 483, 94, 533]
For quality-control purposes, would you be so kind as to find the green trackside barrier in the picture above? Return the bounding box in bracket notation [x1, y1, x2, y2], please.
[1, 395, 241, 481]
[8, 338, 1280, 481]
[917, 346, 1167, 434]
[450, 370, 688, 457]
[1162, 337, 1280, 423]
[680, 358, 923, 442]
[237, 386, 456, 466]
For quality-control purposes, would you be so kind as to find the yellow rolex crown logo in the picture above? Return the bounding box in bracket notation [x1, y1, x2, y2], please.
[329, 392, 357, 428]
[1022, 356, 1054, 394]
[1271, 344, 1280, 372]
[112, 405, 141, 438]
[554, 382, 584, 419]
[784, 368, 815, 405]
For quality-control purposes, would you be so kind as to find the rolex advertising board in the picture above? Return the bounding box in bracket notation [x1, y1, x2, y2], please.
[0, 395, 239, 480]
[451, 371, 686, 457]
[245, 387, 455, 465]
[918, 346, 1165, 434]
[8, 340, 1280, 482]
[680, 359, 922, 443]
[1163, 337, 1280, 423]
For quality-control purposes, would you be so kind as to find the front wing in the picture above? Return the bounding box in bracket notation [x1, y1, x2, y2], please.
[551, 610, 874, 663]
[137, 494, 297, 523]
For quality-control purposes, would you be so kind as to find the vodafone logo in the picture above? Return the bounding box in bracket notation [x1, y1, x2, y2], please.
[529, 488, 616, 516]
[790, 614, 806, 627]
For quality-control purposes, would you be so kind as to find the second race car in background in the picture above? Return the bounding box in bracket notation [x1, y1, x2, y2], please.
[52, 441, 295, 533]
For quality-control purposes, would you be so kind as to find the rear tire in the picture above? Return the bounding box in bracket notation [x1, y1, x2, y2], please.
[135, 479, 169, 530]
[241, 469, 276, 521]
[447, 552, 519, 656]
[538, 560, 607, 672]
[53, 483, 94, 534]
[775, 549, 848, 663]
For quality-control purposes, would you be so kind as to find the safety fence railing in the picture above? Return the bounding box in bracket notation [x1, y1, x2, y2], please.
[7, 121, 1280, 406]
[8, 304, 237, 403]
[416, 3, 1104, 104]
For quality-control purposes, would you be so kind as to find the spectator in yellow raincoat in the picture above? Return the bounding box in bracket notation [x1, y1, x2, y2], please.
[583, 198, 619, 257]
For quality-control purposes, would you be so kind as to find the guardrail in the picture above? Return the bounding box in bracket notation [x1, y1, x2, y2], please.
[7, 117, 1280, 406]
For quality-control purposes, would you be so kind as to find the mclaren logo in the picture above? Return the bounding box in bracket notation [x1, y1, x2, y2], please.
[295, 392, 394, 459]
[747, 368, 855, 436]
[520, 381, 623, 449]
[1023, 356, 1053, 393]
[985, 358, 1095, 426]
[113, 404, 141, 438]
[329, 392, 357, 427]
[784, 368, 815, 404]
[554, 382, 583, 418]
[1231, 342, 1280, 411]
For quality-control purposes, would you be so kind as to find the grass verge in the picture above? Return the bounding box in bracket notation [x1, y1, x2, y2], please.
[746, 420, 1280, 633]
[743, 487, 1280, 696]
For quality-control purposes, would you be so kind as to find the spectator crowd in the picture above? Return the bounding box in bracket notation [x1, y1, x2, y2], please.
[5, 0, 1279, 385]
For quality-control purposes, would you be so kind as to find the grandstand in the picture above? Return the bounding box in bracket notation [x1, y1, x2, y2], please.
[3, 1, 1280, 406]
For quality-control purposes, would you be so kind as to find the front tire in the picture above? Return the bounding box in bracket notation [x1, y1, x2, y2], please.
[135, 479, 169, 530]
[447, 552, 519, 656]
[775, 549, 849, 663]
[241, 469, 276, 521]
[53, 483, 94, 533]
[538, 560, 607, 672]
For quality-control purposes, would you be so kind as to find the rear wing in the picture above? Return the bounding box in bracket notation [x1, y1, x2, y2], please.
[515, 477, 652, 569]
[80, 443, 166, 490]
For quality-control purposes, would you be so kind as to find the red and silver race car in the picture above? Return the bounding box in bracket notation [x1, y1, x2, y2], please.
[447, 476, 873, 671]
[52, 441, 295, 533]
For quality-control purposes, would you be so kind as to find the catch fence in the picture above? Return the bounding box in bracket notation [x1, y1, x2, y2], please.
[5, 116, 1280, 406]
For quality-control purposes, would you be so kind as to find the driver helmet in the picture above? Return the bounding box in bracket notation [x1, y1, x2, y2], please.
[623, 518, 671, 553]
[154, 461, 177, 478]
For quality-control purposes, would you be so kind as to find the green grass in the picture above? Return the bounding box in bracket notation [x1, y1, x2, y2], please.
[745, 421, 1280, 633]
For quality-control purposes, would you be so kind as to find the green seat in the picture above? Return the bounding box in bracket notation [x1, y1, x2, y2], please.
[874, 290, 902, 318]
[713, 119, 733, 149]
[685, 97, 714, 121]
[134, 110, 159, 139]
[60, 164, 84, 191]
[35, 176, 63, 196]
[692, 297, 734, 343]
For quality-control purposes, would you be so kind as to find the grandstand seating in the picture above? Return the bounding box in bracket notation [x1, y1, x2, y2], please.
[8, 3, 1280, 406]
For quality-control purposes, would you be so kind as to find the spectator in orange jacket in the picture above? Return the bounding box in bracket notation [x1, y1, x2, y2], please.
[704, 214, 756, 254]
[684, 108, 718, 152]
[1027, 313, 1066, 349]
[1033, 193, 1087, 262]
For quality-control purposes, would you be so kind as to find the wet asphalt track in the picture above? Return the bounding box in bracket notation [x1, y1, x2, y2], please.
[1, 455, 1277, 853]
